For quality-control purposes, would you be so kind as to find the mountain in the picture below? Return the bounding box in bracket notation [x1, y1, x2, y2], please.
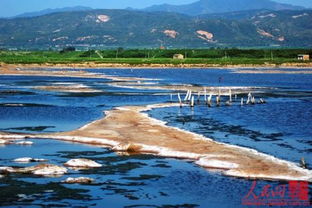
[199, 9, 272, 20]
[276, 0, 312, 8]
[0, 9, 311, 49]
[13, 6, 93, 18]
[144, 0, 303, 16]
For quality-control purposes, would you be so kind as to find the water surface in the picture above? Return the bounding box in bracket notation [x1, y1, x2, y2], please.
[0, 68, 311, 207]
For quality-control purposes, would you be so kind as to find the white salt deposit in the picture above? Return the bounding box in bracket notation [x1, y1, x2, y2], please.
[32, 164, 67, 175]
[0, 139, 9, 144]
[195, 157, 239, 169]
[64, 158, 102, 168]
[62, 177, 94, 184]
[13, 157, 47, 163]
[0, 166, 15, 173]
[16, 141, 33, 145]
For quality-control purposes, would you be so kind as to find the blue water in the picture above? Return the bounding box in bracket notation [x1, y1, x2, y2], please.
[0, 68, 311, 207]
[0, 139, 298, 208]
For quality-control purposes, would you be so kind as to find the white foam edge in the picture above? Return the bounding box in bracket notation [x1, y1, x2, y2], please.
[107, 77, 161, 82]
[0, 166, 15, 172]
[13, 157, 33, 163]
[106, 83, 149, 90]
[224, 169, 312, 182]
[52, 82, 76, 85]
[0, 134, 119, 147]
[79, 119, 102, 130]
[13, 157, 47, 163]
[34, 135, 312, 181]
[41, 135, 201, 160]
[106, 84, 273, 93]
[1, 133, 311, 181]
[41, 135, 120, 147]
[0, 72, 110, 80]
[195, 158, 239, 169]
[0, 135, 29, 139]
[16, 141, 33, 145]
[160, 121, 312, 181]
[138, 144, 202, 159]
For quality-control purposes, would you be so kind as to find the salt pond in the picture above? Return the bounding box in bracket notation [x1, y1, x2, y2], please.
[0, 68, 311, 207]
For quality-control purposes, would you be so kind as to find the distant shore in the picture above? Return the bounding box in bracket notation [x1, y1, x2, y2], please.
[1, 62, 312, 75]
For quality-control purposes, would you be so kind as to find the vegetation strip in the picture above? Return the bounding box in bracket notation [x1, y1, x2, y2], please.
[0, 49, 311, 67]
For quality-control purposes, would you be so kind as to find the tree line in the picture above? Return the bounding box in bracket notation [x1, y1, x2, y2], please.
[76, 48, 312, 59]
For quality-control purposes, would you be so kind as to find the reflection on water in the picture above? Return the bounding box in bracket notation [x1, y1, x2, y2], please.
[0, 68, 312, 207]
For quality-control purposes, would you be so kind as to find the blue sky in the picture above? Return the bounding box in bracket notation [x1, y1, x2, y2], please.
[1, 0, 311, 17]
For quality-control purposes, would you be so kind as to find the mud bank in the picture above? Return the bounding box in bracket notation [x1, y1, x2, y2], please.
[1, 62, 312, 70]
[0, 63, 158, 81]
[1, 103, 311, 182]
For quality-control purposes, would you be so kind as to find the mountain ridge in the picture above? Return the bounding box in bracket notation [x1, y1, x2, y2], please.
[144, 0, 304, 16]
[12, 6, 93, 18]
[0, 9, 311, 49]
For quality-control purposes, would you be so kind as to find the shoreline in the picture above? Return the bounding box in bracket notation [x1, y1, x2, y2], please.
[1, 62, 312, 70]
[1, 63, 311, 76]
[1, 103, 311, 182]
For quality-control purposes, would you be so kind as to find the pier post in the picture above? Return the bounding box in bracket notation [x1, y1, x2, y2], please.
[251, 96, 256, 105]
[246, 92, 252, 105]
[184, 90, 189, 102]
[190, 96, 195, 108]
[197, 91, 201, 104]
[259, 98, 266, 104]
[216, 89, 221, 106]
[229, 89, 232, 103]
[188, 90, 192, 102]
[178, 93, 182, 108]
[208, 94, 212, 107]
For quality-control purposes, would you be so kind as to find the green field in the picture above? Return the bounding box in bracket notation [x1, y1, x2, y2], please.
[0, 49, 311, 65]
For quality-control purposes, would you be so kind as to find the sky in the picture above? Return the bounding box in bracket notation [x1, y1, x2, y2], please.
[1, 0, 312, 17]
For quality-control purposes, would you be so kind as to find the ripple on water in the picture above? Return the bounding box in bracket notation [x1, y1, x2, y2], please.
[1, 138, 290, 208]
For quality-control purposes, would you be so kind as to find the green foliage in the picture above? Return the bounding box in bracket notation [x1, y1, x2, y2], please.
[0, 48, 311, 65]
[79, 50, 96, 57]
[60, 46, 76, 53]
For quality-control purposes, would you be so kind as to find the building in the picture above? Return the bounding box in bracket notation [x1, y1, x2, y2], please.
[173, 54, 184, 59]
[298, 54, 310, 61]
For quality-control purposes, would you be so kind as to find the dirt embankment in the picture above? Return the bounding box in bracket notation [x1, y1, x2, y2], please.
[1, 62, 312, 72]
